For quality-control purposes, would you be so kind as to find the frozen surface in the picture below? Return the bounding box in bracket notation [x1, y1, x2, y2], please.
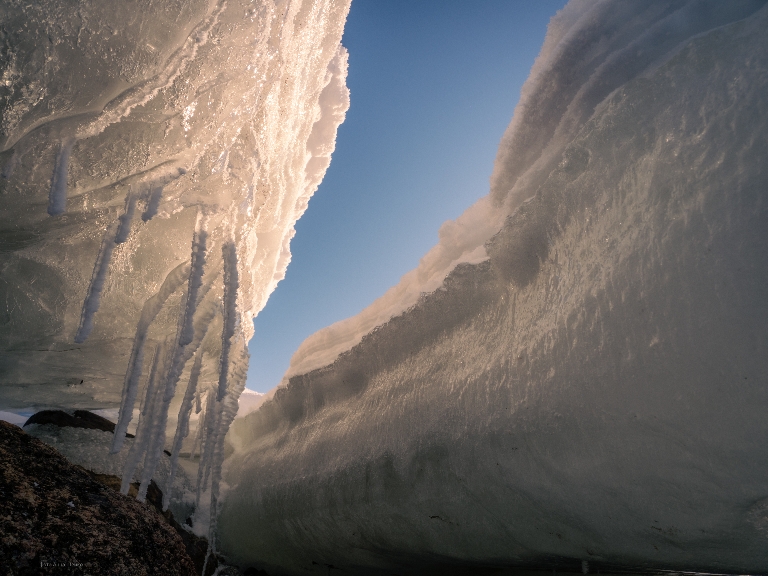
[0, 0, 350, 404]
[222, 1, 768, 574]
[0, 0, 350, 541]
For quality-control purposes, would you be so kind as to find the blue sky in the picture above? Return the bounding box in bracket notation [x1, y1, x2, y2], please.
[247, 0, 568, 392]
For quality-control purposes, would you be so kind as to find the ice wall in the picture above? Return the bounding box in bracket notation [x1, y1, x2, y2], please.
[222, 1, 768, 574]
[283, 0, 768, 380]
[0, 0, 350, 540]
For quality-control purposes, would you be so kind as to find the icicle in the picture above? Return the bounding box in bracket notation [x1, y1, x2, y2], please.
[189, 388, 209, 461]
[202, 544, 214, 576]
[75, 189, 142, 344]
[180, 219, 208, 347]
[112, 343, 146, 450]
[141, 186, 163, 221]
[47, 138, 74, 216]
[203, 337, 249, 555]
[112, 263, 190, 454]
[200, 399, 219, 493]
[74, 222, 119, 343]
[163, 349, 204, 511]
[137, 291, 190, 502]
[115, 191, 138, 243]
[137, 218, 211, 502]
[121, 342, 165, 495]
[192, 242, 248, 541]
[178, 287, 223, 471]
[217, 242, 239, 401]
[194, 388, 217, 508]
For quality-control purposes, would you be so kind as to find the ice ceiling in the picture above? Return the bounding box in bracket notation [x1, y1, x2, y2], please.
[1, 0, 350, 402]
[0, 0, 350, 545]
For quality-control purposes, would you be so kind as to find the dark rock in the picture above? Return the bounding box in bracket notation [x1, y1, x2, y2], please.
[17, 410, 233, 574]
[83, 468, 223, 575]
[0, 420, 196, 575]
[23, 409, 135, 438]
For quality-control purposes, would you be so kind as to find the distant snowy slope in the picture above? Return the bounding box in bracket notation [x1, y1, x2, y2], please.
[222, 1, 768, 574]
[236, 389, 266, 418]
[0, 411, 27, 427]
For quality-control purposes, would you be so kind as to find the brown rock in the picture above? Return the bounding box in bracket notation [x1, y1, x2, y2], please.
[23, 410, 135, 438]
[0, 420, 196, 575]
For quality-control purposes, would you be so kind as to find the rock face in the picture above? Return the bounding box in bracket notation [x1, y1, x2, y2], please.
[221, 2, 768, 575]
[20, 409, 235, 575]
[0, 420, 196, 575]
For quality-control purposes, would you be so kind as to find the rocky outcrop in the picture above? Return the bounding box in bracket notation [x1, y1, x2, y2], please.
[18, 409, 236, 575]
[0, 420, 196, 575]
[23, 410, 135, 438]
[85, 471, 218, 576]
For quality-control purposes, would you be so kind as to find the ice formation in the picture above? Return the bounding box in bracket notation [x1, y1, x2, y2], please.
[285, 0, 768, 380]
[0, 0, 350, 546]
[223, 1, 768, 574]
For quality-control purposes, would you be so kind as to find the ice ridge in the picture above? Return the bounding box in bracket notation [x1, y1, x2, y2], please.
[284, 0, 768, 383]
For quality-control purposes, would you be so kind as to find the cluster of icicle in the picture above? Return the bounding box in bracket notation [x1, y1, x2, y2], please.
[68, 178, 249, 567]
[104, 212, 249, 564]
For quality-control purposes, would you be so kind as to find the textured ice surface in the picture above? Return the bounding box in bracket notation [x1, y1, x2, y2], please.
[0, 0, 350, 540]
[0, 0, 350, 404]
[222, 2, 768, 574]
[284, 0, 768, 380]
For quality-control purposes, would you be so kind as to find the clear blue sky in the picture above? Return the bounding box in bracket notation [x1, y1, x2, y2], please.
[246, 0, 568, 392]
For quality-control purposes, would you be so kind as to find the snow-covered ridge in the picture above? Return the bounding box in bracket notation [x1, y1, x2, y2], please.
[236, 388, 266, 418]
[284, 0, 767, 383]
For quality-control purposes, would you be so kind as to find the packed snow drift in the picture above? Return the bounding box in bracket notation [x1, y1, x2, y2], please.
[223, 1, 768, 573]
[1, 0, 350, 541]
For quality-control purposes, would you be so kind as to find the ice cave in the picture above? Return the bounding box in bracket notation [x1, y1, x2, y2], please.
[1, 0, 767, 574]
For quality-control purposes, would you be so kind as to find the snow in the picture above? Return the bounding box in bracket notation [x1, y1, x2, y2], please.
[2, 0, 766, 572]
[0, 411, 29, 427]
[236, 389, 265, 418]
[221, 1, 768, 573]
